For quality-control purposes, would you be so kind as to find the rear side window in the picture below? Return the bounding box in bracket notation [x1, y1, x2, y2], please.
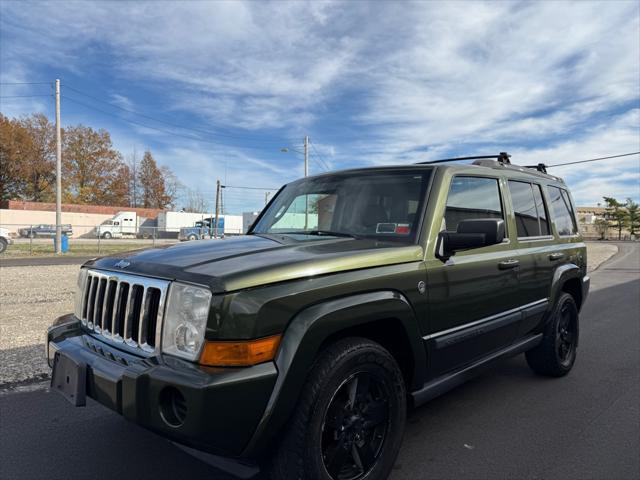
[508, 181, 551, 237]
[548, 186, 578, 235]
[445, 177, 504, 231]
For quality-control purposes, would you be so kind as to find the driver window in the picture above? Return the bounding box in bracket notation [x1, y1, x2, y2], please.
[444, 176, 504, 231]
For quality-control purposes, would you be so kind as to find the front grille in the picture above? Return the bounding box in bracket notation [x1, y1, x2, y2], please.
[80, 269, 169, 355]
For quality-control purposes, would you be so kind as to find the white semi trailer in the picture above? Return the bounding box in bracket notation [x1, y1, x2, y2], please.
[97, 212, 148, 239]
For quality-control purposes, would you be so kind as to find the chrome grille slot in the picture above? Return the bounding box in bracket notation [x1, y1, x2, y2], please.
[79, 269, 169, 356]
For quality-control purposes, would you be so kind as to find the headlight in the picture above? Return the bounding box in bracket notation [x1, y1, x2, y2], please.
[74, 268, 88, 319]
[162, 282, 212, 361]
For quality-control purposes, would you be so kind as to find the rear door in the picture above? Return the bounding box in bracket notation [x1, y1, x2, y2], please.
[506, 180, 555, 336]
[425, 175, 522, 376]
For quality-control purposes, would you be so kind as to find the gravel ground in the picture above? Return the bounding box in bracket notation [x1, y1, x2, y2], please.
[0, 243, 622, 388]
[0, 264, 78, 387]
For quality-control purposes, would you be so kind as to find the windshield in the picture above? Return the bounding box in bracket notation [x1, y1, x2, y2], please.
[252, 170, 431, 243]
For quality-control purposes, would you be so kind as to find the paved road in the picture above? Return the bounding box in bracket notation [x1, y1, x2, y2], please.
[1, 243, 638, 480]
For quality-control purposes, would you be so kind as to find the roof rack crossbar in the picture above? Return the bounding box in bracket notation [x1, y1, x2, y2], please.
[418, 152, 511, 165]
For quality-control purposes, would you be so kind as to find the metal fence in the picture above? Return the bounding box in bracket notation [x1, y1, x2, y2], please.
[0, 223, 244, 257]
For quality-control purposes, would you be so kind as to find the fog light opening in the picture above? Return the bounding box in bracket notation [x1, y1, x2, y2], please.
[159, 387, 187, 428]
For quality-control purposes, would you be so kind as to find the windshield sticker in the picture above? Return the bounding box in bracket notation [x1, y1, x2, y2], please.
[395, 224, 411, 234]
[376, 223, 397, 233]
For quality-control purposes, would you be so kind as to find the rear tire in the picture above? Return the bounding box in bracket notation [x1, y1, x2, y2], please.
[526, 292, 579, 377]
[269, 337, 406, 480]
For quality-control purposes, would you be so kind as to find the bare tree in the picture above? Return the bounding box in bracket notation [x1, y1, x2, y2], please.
[183, 188, 207, 212]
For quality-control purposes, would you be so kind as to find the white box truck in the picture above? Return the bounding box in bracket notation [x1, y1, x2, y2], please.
[157, 211, 214, 233]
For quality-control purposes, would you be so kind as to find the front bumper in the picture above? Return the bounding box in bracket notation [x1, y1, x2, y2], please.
[47, 316, 277, 458]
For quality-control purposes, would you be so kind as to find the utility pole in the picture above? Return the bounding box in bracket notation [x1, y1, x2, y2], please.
[55, 79, 62, 254]
[303, 135, 309, 229]
[303, 135, 309, 177]
[214, 180, 221, 238]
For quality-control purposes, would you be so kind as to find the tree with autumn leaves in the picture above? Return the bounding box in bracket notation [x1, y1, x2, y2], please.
[0, 113, 177, 208]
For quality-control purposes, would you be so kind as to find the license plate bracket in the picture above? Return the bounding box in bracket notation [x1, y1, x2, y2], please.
[51, 351, 87, 406]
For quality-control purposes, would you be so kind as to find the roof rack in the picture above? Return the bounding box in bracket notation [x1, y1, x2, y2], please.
[418, 152, 550, 175]
[418, 152, 512, 165]
[524, 163, 548, 174]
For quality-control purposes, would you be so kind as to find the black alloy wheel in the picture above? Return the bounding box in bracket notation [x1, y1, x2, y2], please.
[269, 337, 406, 480]
[321, 371, 390, 480]
[556, 301, 577, 367]
[526, 292, 579, 377]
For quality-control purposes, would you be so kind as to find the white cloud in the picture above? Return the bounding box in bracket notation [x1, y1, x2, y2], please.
[1, 0, 638, 209]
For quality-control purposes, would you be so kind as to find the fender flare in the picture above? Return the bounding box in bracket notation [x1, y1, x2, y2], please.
[242, 290, 425, 459]
[548, 263, 583, 314]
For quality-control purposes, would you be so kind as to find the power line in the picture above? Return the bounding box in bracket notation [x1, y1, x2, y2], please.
[0, 94, 52, 98]
[545, 152, 640, 168]
[62, 84, 294, 144]
[309, 140, 331, 172]
[222, 185, 279, 190]
[0, 82, 52, 85]
[62, 94, 291, 152]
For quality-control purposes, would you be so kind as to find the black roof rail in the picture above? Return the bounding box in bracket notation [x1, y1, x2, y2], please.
[524, 163, 548, 174]
[418, 152, 511, 165]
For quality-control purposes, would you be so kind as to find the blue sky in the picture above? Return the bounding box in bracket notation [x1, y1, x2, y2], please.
[1, 0, 639, 213]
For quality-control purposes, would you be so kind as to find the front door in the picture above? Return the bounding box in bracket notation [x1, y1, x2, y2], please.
[425, 175, 522, 376]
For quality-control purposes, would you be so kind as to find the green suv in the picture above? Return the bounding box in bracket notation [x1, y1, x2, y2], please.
[47, 154, 589, 480]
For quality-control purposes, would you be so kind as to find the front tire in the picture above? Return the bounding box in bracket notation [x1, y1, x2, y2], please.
[526, 292, 579, 377]
[0, 238, 7, 254]
[102, 232, 112, 239]
[269, 337, 406, 480]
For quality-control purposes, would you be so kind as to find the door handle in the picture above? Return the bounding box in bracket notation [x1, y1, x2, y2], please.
[498, 259, 520, 270]
[549, 252, 566, 261]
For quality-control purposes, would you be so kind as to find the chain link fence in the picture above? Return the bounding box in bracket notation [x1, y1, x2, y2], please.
[0, 222, 244, 257]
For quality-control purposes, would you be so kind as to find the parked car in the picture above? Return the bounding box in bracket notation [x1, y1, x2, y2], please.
[47, 154, 588, 480]
[0, 227, 12, 253]
[18, 224, 73, 238]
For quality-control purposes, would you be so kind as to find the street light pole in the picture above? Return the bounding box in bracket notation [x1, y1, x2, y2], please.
[55, 79, 62, 254]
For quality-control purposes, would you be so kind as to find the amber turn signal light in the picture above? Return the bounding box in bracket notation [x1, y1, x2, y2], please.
[199, 334, 282, 367]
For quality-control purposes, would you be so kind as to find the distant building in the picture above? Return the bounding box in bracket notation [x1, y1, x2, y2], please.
[576, 206, 632, 240]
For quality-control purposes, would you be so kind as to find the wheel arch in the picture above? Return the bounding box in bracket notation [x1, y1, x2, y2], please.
[242, 289, 425, 460]
[550, 263, 584, 311]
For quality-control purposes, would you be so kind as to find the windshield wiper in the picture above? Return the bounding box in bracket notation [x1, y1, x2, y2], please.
[274, 230, 360, 239]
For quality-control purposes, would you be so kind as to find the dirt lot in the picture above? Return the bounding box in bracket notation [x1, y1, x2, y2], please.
[0, 242, 620, 388]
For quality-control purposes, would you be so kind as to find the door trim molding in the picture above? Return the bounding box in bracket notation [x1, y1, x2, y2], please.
[422, 298, 548, 340]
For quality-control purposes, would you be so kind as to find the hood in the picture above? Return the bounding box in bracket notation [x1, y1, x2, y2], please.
[86, 234, 424, 293]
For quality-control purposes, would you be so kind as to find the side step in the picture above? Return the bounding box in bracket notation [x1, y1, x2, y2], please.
[411, 334, 543, 407]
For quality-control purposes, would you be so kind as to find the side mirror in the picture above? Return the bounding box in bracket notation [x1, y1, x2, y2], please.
[437, 218, 505, 259]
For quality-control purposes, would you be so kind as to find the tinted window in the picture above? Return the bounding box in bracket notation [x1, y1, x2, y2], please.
[532, 184, 550, 235]
[548, 186, 578, 235]
[445, 177, 504, 231]
[508, 181, 551, 237]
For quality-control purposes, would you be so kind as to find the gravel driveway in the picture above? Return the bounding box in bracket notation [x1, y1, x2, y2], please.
[0, 265, 78, 387]
[0, 242, 621, 389]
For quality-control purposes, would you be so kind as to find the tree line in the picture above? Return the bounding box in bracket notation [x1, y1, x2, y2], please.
[592, 197, 639, 240]
[0, 113, 178, 209]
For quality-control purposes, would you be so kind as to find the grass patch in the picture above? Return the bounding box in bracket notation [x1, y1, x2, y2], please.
[1, 242, 161, 258]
